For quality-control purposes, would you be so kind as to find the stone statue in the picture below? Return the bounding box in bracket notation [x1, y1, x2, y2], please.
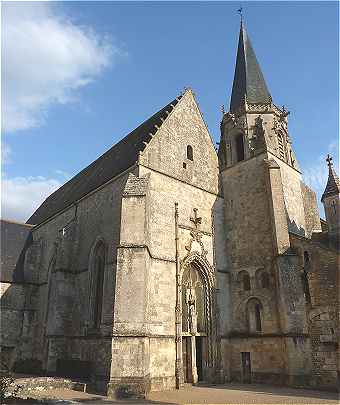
[186, 287, 198, 335]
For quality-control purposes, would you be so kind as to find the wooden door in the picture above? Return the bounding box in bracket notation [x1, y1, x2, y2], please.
[182, 337, 192, 382]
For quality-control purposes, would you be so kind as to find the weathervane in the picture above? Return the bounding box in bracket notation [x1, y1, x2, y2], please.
[326, 154, 333, 167]
[237, 6, 243, 22]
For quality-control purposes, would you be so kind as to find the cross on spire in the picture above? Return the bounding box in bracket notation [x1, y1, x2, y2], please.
[190, 208, 202, 229]
[237, 7, 243, 22]
[322, 153, 340, 202]
[326, 154, 333, 167]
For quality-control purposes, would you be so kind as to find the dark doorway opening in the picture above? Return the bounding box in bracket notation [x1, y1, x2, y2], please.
[56, 359, 92, 380]
[241, 352, 251, 383]
[196, 337, 204, 381]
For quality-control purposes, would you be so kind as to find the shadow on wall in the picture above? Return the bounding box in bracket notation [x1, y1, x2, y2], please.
[0, 217, 119, 394]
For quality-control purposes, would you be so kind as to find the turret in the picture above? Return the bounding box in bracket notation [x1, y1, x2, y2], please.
[321, 154, 340, 241]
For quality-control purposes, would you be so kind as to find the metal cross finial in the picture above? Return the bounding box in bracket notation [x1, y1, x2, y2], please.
[190, 208, 202, 229]
[237, 7, 243, 21]
[326, 154, 333, 167]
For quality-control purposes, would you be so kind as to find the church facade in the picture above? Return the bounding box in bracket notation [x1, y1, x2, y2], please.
[1, 22, 339, 396]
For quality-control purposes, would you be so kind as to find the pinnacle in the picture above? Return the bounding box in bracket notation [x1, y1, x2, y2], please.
[321, 154, 340, 201]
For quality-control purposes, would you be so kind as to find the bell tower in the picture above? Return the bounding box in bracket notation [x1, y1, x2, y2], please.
[219, 21, 299, 173]
[218, 20, 319, 385]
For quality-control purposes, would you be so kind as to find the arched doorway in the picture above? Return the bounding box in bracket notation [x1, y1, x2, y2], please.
[180, 258, 215, 383]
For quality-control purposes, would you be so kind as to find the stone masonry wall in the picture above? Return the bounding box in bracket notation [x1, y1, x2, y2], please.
[14, 168, 134, 383]
[109, 90, 228, 394]
[290, 234, 339, 390]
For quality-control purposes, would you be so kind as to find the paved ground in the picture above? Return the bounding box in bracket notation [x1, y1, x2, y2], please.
[149, 383, 339, 404]
[17, 384, 339, 404]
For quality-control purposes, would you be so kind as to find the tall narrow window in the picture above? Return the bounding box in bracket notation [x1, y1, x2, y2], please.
[90, 242, 106, 328]
[304, 251, 310, 264]
[331, 200, 337, 215]
[247, 298, 263, 332]
[235, 134, 245, 162]
[277, 133, 285, 160]
[255, 304, 262, 331]
[187, 145, 193, 161]
[301, 270, 311, 304]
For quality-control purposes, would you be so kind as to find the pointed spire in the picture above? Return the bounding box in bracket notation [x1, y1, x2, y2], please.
[321, 154, 340, 201]
[230, 20, 272, 112]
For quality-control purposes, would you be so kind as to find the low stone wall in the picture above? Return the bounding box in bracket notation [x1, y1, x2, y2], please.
[8, 376, 86, 397]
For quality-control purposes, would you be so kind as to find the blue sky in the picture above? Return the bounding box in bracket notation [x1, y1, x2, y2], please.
[1, 1, 339, 221]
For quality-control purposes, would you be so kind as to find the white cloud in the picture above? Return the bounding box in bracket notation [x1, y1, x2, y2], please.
[55, 169, 71, 180]
[2, 2, 119, 132]
[1, 175, 63, 222]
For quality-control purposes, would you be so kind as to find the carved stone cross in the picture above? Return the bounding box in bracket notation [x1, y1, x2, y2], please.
[190, 208, 202, 229]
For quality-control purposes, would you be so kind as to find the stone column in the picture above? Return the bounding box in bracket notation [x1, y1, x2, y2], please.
[190, 336, 198, 383]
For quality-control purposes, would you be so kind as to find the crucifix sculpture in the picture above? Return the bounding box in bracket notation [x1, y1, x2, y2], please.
[190, 208, 202, 230]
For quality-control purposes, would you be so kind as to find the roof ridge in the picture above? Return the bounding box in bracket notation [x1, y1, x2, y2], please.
[138, 91, 186, 160]
[0, 218, 34, 227]
[27, 93, 183, 225]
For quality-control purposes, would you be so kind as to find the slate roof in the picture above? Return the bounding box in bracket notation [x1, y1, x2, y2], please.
[0, 219, 33, 282]
[321, 161, 340, 201]
[230, 21, 272, 112]
[27, 95, 182, 225]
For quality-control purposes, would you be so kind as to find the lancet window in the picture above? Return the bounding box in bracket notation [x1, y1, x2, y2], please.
[89, 241, 106, 328]
[187, 145, 194, 161]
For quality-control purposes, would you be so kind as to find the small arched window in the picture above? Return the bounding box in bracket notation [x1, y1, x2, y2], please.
[304, 251, 310, 264]
[247, 298, 263, 332]
[90, 241, 106, 328]
[331, 200, 337, 215]
[238, 271, 251, 291]
[255, 268, 270, 289]
[243, 273, 251, 291]
[261, 272, 270, 289]
[235, 134, 245, 162]
[187, 145, 193, 161]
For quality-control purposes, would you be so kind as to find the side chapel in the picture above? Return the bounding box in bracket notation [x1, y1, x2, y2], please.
[1, 21, 339, 395]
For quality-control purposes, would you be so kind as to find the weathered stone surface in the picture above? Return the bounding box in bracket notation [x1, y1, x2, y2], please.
[0, 52, 338, 398]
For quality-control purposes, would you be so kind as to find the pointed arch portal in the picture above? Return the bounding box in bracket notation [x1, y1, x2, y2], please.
[179, 253, 217, 384]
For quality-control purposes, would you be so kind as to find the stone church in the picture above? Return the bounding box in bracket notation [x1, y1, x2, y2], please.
[1, 22, 339, 396]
